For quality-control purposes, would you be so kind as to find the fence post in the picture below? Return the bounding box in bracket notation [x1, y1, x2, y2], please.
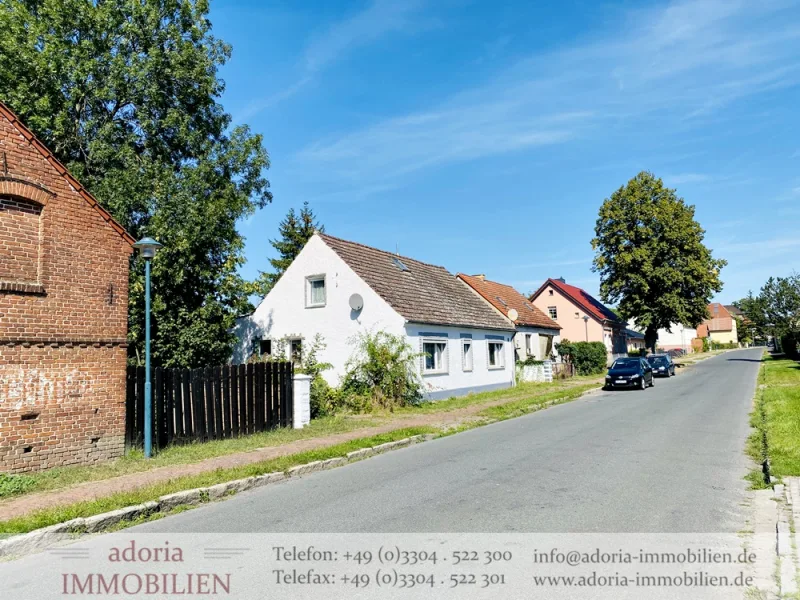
[292, 374, 311, 429]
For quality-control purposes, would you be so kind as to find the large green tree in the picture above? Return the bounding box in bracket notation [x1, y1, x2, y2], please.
[0, 0, 272, 367]
[251, 202, 323, 297]
[591, 171, 726, 351]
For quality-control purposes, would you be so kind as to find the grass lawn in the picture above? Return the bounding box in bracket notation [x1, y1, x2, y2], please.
[0, 376, 603, 504]
[748, 354, 800, 482]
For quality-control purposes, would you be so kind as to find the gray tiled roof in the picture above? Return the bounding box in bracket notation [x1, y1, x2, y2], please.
[319, 233, 513, 331]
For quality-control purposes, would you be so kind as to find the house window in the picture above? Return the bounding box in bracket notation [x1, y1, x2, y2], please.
[549, 289, 554, 296]
[260, 339, 272, 356]
[290, 339, 303, 364]
[462, 339, 473, 372]
[306, 275, 326, 307]
[488, 341, 505, 369]
[548, 306, 558, 320]
[422, 339, 448, 374]
[525, 334, 533, 356]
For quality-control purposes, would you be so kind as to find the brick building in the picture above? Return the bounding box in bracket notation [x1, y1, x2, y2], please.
[0, 102, 134, 472]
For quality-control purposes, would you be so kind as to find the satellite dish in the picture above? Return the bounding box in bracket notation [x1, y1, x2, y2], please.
[349, 293, 364, 311]
[507, 308, 519, 321]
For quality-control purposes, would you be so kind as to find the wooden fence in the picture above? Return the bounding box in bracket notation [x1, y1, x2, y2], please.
[125, 362, 294, 450]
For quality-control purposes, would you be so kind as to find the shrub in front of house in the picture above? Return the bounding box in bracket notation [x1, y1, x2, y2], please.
[340, 330, 423, 410]
[555, 340, 608, 375]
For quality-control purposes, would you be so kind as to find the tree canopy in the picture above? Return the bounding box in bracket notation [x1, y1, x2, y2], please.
[737, 274, 800, 354]
[251, 202, 323, 297]
[0, 0, 272, 367]
[591, 171, 726, 351]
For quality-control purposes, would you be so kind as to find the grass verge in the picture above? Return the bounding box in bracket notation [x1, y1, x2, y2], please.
[0, 427, 435, 535]
[746, 353, 800, 488]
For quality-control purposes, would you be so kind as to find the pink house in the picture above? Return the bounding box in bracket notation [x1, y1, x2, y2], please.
[530, 278, 628, 362]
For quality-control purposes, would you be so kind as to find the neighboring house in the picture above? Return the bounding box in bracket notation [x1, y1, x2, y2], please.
[233, 233, 516, 400]
[0, 102, 133, 473]
[627, 320, 696, 353]
[457, 274, 561, 362]
[626, 329, 646, 352]
[530, 278, 627, 362]
[696, 303, 739, 345]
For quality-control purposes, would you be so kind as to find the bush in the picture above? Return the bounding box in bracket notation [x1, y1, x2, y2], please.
[709, 341, 739, 351]
[555, 339, 608, 375]
[781, 333, 800, 359]
[0, 473, 36, 498]
[628, 349, 647, 357]
[341, 331, 422, 410]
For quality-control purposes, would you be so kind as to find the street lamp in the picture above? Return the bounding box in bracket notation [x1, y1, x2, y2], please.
[583, 315, 590, 342]
[133, 237, 163, 458]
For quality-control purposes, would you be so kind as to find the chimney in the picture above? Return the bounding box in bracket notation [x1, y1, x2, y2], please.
[473, 274, 486, 281]
[556, 277, 566, 283]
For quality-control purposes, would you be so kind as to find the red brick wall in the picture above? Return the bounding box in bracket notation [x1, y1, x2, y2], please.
[0, 109, 132, 472]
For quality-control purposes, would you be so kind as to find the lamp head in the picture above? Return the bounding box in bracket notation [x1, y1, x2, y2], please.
[133, 237, 163, 260]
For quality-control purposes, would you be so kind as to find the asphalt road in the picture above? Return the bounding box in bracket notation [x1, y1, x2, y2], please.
[136, 347, 763, 534]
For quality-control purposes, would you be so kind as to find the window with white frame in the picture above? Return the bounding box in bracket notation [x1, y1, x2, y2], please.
[488, 341, 505, 369]
[306, 275, 326, 307]
[525, 334, 533, 356]
[462, 339, 473, 371]
[422, 339, 448, 374]
[548, 306, 558, 320]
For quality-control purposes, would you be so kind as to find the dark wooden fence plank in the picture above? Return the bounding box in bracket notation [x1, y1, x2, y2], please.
[165, 370, 175, 446]
[246, 363, 255, 434]
[204, 366, 215, 440]
[213, 366, 223, 439]
[239, 364, 247, 435]
[192, 368, 205, 441]
[222, 365, 231, 439]
[173, 370, 184, 439]
[253, 362, 263, 432]
[272, 362, 281, 430]
[182, 370, 193, 439]
[266, 362, 278, 428]
[230, 366, 239, 437]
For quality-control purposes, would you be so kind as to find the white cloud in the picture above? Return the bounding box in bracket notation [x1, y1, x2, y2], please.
[304, 0, 426, 73]
[295, 0, 800, 189]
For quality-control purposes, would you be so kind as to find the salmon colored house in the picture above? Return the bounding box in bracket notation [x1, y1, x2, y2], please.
[530, 278, 627, 362]
[696, 303, 738, 345]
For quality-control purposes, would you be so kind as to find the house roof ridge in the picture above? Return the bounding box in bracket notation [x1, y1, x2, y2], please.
[0, 101, 134, 246]
[317, 232, 447, 271]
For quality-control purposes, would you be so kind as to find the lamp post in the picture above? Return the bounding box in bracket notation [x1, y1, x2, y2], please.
[133, 237, 163, 458]
[583, 315, 590, 342]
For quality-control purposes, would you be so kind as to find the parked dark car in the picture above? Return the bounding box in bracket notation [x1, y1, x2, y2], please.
[605, 357, 654, 390]
[647, 353, 676, 377]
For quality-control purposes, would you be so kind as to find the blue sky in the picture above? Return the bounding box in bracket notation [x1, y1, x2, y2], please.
[211, 0, 800, 302]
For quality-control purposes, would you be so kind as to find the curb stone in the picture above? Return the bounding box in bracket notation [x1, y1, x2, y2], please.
[345, 447, 374, 460]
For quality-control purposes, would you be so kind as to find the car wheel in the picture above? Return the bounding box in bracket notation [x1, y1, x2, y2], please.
[640, 377, 646, 390]
[649, 375, 655, 387]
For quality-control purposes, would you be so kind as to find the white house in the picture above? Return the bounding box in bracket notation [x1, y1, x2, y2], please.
[627, 320, 696, 353]
[456, 274, 561, 361]
[233, 233, 516, 399]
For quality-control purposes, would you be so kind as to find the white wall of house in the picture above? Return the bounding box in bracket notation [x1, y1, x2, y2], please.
[627, 320, 696, 352]
[405, 323, 515, 400]
[232, 235, 406, 384]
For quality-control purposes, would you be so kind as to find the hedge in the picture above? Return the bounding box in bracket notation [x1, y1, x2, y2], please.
[555, 340, 608, 375]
